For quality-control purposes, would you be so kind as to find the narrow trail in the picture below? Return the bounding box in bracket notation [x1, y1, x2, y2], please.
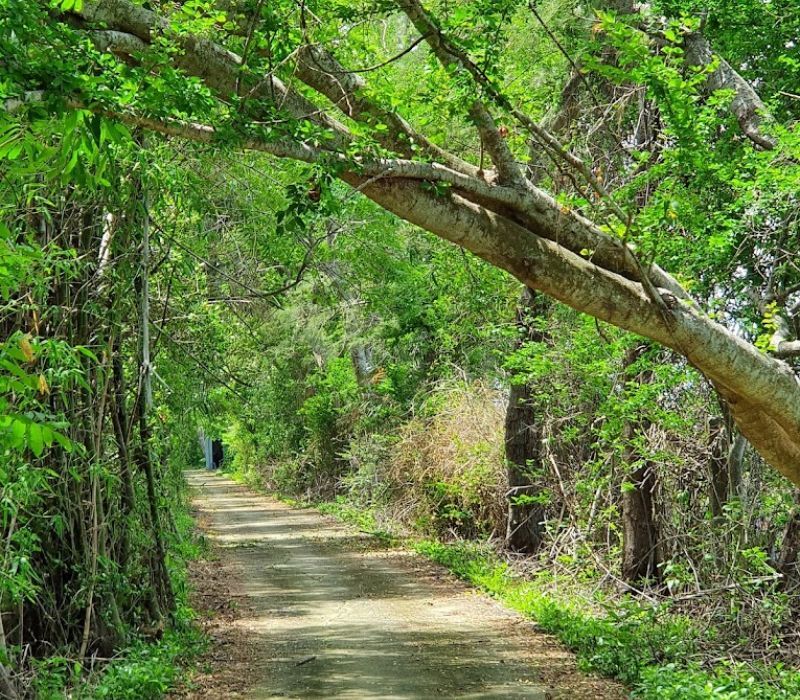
[183, 470, 626, 699]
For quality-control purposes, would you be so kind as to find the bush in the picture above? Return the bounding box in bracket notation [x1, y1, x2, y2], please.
[387, 381, 507, 538]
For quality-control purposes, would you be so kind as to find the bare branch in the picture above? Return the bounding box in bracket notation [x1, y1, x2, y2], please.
[294, 43, 480, 177]
[771, 316, 800, 358]
[774, 341, 800, 359]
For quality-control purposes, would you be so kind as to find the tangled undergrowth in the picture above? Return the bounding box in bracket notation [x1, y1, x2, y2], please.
[226, 373, 800, 699]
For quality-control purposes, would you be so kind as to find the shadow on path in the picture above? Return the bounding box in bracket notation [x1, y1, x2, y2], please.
[185, 470, 626, 700]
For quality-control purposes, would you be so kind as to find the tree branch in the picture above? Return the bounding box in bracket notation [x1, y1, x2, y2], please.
[395, 0, 527, 187]
[294, 43, 480, 177]
[683, 32, 776, 150]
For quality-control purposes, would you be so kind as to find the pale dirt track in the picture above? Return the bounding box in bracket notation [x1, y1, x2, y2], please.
[182, 470, 627, 699]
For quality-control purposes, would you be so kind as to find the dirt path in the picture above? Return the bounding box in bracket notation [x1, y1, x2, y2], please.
[182, 470, 627, 699]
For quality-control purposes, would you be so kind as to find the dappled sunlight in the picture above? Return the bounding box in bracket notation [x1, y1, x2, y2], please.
[186, 470, 576, 699]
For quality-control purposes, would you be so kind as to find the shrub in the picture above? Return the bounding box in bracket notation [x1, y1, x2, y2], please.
[387, 381, 507, 538]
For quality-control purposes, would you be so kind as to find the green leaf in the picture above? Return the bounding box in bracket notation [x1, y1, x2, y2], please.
[10, 417, 26, 448]
[52, 430, 74, 452]
[41, 424, 54, 447]
[28, 422, 44, 457]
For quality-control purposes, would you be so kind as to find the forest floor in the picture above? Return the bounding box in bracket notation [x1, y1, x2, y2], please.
[175, 470, 627, 699]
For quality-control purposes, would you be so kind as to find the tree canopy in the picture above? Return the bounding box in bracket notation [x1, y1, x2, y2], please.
[7, 0, 799, 481]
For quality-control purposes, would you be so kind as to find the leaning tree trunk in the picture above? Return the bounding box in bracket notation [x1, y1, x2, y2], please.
[505, 288, 549, 553]
[620, 345, 661, 584]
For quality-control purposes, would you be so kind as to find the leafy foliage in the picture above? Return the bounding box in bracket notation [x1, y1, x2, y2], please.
[3, 0, 800, 697]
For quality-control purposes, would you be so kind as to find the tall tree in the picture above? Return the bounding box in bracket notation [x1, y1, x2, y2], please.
[4, 0, 800, 483]
[505, 287, 550, 553]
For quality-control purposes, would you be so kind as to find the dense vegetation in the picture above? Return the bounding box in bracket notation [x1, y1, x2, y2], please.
[2, 0, 800, 697]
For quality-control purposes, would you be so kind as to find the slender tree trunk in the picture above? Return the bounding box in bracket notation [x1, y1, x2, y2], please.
[505, 288, 548, 553]
[708, 404, 747, 515]
[79, 345, 115, 660]
[77, 470, 100, 661]
[111, 343, 136, 563]
[620, 345, 661, 584]
[708, 416, 730, 521]
[136, 178, 175, 618]
[136, 402, 174, 616]
[320, 258, 374, 385]
[95, 477, 124, 653]
[776, 492, 800, 592]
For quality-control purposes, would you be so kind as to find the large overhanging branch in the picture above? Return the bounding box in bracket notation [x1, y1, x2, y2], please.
[347, 177, 800, 479]
[28, 0, 800, 484]
[286, 3, 684, 301]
